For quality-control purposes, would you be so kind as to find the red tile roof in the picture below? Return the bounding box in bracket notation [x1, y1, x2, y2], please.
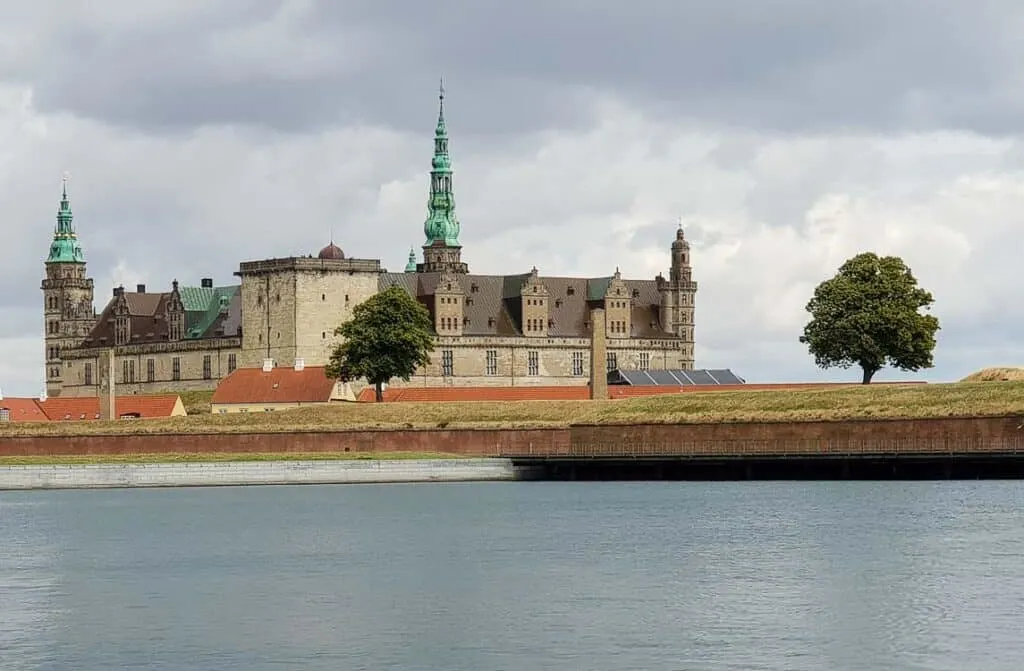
[358, 380, 928, 403]
[212, 366, 338, 405]
[358, 386, 592, 403]
[0, 398, 50, 422]
[38, 395, 182, 421]
[1, 395, 181, 422]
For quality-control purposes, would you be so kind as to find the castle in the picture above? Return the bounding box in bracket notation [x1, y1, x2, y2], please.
[43, 88, 697, 398]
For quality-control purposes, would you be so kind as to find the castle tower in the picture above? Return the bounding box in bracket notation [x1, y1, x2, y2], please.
[419, 81, 469, 274]
[657, 223, 697, 367]
[41, 177, 96, 397]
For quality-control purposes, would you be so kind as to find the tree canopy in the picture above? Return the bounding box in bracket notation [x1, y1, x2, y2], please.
[325, 286, 435, 401]
[798, 252, 940, 384]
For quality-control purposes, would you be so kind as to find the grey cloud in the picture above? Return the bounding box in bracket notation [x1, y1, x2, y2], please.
[7, 0, 1024, 136]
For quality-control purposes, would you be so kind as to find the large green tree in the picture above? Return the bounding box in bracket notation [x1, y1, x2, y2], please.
[325, 286, 435, 402]
[799, 252, 940, 384]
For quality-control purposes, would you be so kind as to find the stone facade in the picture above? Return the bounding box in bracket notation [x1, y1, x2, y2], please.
[235, 256, 381, 370]
[59, 337, 242, 397]
[42, 260, 96, 396]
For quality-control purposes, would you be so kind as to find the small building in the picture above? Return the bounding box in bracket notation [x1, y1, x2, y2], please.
[0, 394, 185, 422]
[210, 360, 353, 413]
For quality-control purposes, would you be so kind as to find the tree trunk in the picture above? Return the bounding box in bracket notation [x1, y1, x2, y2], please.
[861, 367, 877, 384]
[375, 381, 383, 402]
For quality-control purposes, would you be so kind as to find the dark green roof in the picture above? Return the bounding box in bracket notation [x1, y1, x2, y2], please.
[181, 285, 239, 339]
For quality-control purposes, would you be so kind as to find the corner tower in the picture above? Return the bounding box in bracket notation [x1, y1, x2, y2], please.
[657, 223, 697, 367]
[41, 176, 96, 396]
[419, 81, 468, 274]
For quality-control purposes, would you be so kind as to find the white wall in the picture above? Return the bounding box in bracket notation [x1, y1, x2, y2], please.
[0, 458, 536, 489]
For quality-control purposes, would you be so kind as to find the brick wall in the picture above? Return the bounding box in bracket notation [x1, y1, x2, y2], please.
[2, 416, 1023, 458]
[0, 428, 571, 457]
[567, 415, 1024, 456]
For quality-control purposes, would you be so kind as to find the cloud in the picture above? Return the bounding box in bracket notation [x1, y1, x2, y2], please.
[2, 2, 1024, 395]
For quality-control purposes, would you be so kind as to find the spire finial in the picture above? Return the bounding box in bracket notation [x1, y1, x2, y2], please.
[436, 77, 446, 130]
[61, 171, 70, 199]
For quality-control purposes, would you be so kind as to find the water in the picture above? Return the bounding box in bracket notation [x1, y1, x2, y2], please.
[1, 481, 1023, 670]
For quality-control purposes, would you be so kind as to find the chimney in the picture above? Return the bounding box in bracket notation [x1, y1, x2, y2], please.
[136, 283, 146, 293]
[294, 358, 305, 371]
[262, 358, 274, 372]
[201, 278, 213, 288]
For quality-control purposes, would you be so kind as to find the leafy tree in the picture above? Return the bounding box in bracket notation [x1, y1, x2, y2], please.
[799, 252, 940, 384]
[325, 286, 435, 401]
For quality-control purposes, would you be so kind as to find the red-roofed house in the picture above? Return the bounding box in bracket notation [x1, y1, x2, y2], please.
[0, 394, 184, 422]
[210, 362, 353, 413]
[38, 395, 185, 421]
[0, 397, 51, 422]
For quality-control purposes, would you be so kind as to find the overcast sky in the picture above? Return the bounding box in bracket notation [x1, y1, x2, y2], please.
[2, 0, 1022, 396]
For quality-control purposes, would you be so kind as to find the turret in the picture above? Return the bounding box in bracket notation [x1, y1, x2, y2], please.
[41, 175, 96, 396]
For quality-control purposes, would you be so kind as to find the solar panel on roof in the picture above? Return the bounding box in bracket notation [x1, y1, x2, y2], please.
[707, 369, 744, 385]
[611, 368, 745, 386]
[618, 370, 648, 386]
[648, 370, 679, 386]
[685, 369, 717, 385]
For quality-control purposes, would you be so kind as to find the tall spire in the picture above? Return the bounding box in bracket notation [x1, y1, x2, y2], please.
[423, 79, 460, 247]
[47, 173, 84, 263]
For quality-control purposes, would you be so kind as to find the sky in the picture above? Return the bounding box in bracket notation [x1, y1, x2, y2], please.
[2, 0, 1023, 395]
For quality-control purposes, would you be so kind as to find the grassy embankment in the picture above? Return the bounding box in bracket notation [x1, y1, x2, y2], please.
[3, 378, 1024, 440]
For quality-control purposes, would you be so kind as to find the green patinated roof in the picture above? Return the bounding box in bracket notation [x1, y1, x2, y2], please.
[46, 182, 85, 264]
[587, 277, 614, 301]
[404, 247, 418, 273]
[423, 81, 461, 247]
[181, 285, 239, 338]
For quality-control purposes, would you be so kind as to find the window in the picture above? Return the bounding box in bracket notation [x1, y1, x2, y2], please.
[203, 355, 212, 380]
[527, 351, 539, 376]
[0, 408, 9, 422]
[84, 363, 93, 386]
[147, 359, 155, 382]
[228, 353, 237, 374]
[172, 357, 181, 381]
[639, 352, 650, 370]
[572, 351, 585, 376]
[607, 352, 618, 371]
[122, 360, 135, 384]
[441, 349, 454, 377]
[485, 350, 498, 376]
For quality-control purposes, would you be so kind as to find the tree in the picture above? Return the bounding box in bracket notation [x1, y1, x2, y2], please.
[325, 286, 436, 401]
[799, 252, 940, 384]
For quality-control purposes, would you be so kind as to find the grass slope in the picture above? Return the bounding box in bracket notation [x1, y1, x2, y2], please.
[3, 381, 1024, 437]
[961, 367, 1024, 382]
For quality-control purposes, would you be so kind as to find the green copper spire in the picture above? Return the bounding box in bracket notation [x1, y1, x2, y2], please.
[423, 79, 461, 247]
[404, 246, 418, 273]
[46, 175, 84, 264]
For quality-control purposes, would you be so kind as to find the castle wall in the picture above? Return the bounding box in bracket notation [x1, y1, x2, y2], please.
[60, 339, 241, 396]
[387, 335, 690, 388]
[294, 270, 379, 366]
